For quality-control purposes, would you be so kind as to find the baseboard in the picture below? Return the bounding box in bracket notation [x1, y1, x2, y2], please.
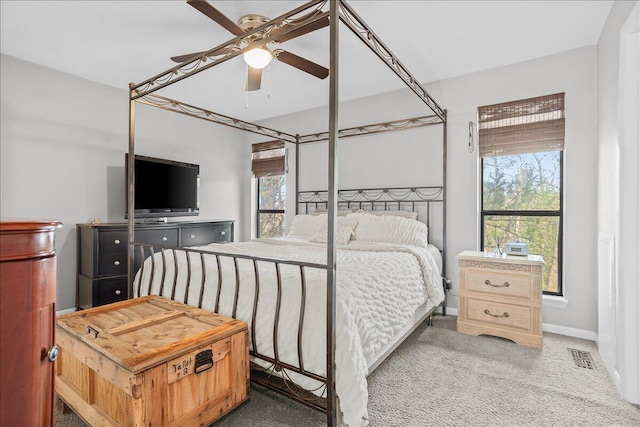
[56, 307, 77, 316]
[440, 306, 596, 341]
[542, 323, 597, 341]
[438, 306, 457, 316]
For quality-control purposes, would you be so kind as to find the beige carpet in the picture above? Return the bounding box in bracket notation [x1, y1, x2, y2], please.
[56, 316, 640, 426]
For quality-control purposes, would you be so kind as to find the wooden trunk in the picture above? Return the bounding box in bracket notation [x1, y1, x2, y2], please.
[55, 296, 249, 427]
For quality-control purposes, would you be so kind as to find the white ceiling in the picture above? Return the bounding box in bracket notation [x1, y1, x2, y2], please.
[1, 1, 613, 122]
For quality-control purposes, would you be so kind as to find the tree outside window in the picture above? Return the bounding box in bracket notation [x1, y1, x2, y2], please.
[481, 151, 563, 294]
[257, 175, 285, 237]
[252, 141, 286, 238]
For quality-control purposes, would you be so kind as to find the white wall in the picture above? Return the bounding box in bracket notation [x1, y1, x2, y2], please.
[0, 54, 247, 311]
[596, 0, 639, 405]
[433, 46, 599, 334]
[251, 89, 444, 241]
[258, 46, 599, 333]
[0, 43, 602, 335]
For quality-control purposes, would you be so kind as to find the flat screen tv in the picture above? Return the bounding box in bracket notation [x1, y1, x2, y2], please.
[125, 154, 200, 219]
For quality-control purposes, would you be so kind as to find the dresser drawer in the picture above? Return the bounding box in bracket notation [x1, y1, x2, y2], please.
[78, 276, 128, 309]
[182, 224, 231, 246]
[135, 228, 179, 247]
[463, 298, 533, 333]
[98, 230, 128, 254]
[464, 268, 532, 299]
[98, 252, 127, 276]
[97, 278, 128, 305]
[98, 228, 179, 255]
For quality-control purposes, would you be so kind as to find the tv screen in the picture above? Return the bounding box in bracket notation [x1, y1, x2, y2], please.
[126, 154, 200, 218]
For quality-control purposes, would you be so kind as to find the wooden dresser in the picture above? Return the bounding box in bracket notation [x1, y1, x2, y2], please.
[77, 220, 234, 309]
[0, 219, 62, 427]
[456, 250, 544, 348]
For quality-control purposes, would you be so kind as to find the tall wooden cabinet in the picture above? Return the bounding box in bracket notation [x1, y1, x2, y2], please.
[0, 219, 62, 427]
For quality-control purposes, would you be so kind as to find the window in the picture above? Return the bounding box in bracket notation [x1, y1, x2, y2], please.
[478, 93, 564, 295]
[252, 140, 286, 238]
[257, 175, 286, 237]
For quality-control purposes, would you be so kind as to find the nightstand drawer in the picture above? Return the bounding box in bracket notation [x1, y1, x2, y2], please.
[464, 298, 532, 332]
[465, 268, 531, 299]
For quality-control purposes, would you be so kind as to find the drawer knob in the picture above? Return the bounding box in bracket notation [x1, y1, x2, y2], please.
[115, 289, 122, 295]
[484, 309, 509, 318]
[484, 279, 510, 288]
[221, 231, 226, 235]
[46, 345, 59, 363]
[162, 236, 168, 241]
[114, 239, 121, 245]
[190, 234, 196, 239]
[114, 260, 120, 266]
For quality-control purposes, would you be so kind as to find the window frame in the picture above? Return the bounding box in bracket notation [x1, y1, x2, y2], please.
[256, 175, 286, 238]
[480, 151, 564, 296]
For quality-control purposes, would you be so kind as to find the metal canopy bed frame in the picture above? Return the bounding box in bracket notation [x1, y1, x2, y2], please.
[126, 1, 447, 425]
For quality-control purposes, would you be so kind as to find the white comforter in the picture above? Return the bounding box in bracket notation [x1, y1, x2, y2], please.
[135, 237, 443, 426]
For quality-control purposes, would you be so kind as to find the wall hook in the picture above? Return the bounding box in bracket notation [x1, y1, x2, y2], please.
[468, 121, 475, 153]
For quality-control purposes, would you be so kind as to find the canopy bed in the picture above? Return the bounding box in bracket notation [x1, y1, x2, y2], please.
[126, 1, 447, 425]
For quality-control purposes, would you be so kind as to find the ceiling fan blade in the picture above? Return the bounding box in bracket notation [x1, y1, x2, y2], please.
[275, 50, 329, 80]
[246, 66, 262, 91]
[273, 15, 329, 43]
[187, 0, 244, 36]
[170, 50, 210, 63]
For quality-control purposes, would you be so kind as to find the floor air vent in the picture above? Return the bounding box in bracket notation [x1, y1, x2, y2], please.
[568, 348, 595, 370]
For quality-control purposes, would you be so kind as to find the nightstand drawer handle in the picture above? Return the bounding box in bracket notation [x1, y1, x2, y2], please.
[114, 239, 121, 245]
[484, 309, 509, 318]
[162, 236, 168, 241]
[190, 234, 196, 238]
[484, 279, 510, 288]
[114, 260, 120, 266]
[221, 231, 226, 236]
[115, 289, 122, 295]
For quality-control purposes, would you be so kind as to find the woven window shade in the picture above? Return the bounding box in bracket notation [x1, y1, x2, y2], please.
[252, 140, 286, 178]
[478, 93, 565, 157]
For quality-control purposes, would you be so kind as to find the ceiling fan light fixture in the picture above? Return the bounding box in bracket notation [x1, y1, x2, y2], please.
[244, 48, 273, 69]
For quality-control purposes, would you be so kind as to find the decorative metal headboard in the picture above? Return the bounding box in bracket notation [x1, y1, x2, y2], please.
[297, 186, 444, 245]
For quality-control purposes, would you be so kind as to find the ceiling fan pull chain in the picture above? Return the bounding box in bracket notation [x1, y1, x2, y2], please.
[266, 64, 271, 100]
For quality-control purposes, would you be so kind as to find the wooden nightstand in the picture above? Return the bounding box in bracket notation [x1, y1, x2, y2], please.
[456, 251, 544, 348]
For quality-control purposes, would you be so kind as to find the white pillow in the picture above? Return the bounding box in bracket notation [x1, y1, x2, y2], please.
[346, 212, 428, 246]
[287, 215, 326, 238]
[309, 207, 353, 216]
[309, 217, 357, 245]
[354, 209, 417, 220]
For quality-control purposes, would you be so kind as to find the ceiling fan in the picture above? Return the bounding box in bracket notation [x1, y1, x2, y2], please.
[171, 0, 330, 91]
